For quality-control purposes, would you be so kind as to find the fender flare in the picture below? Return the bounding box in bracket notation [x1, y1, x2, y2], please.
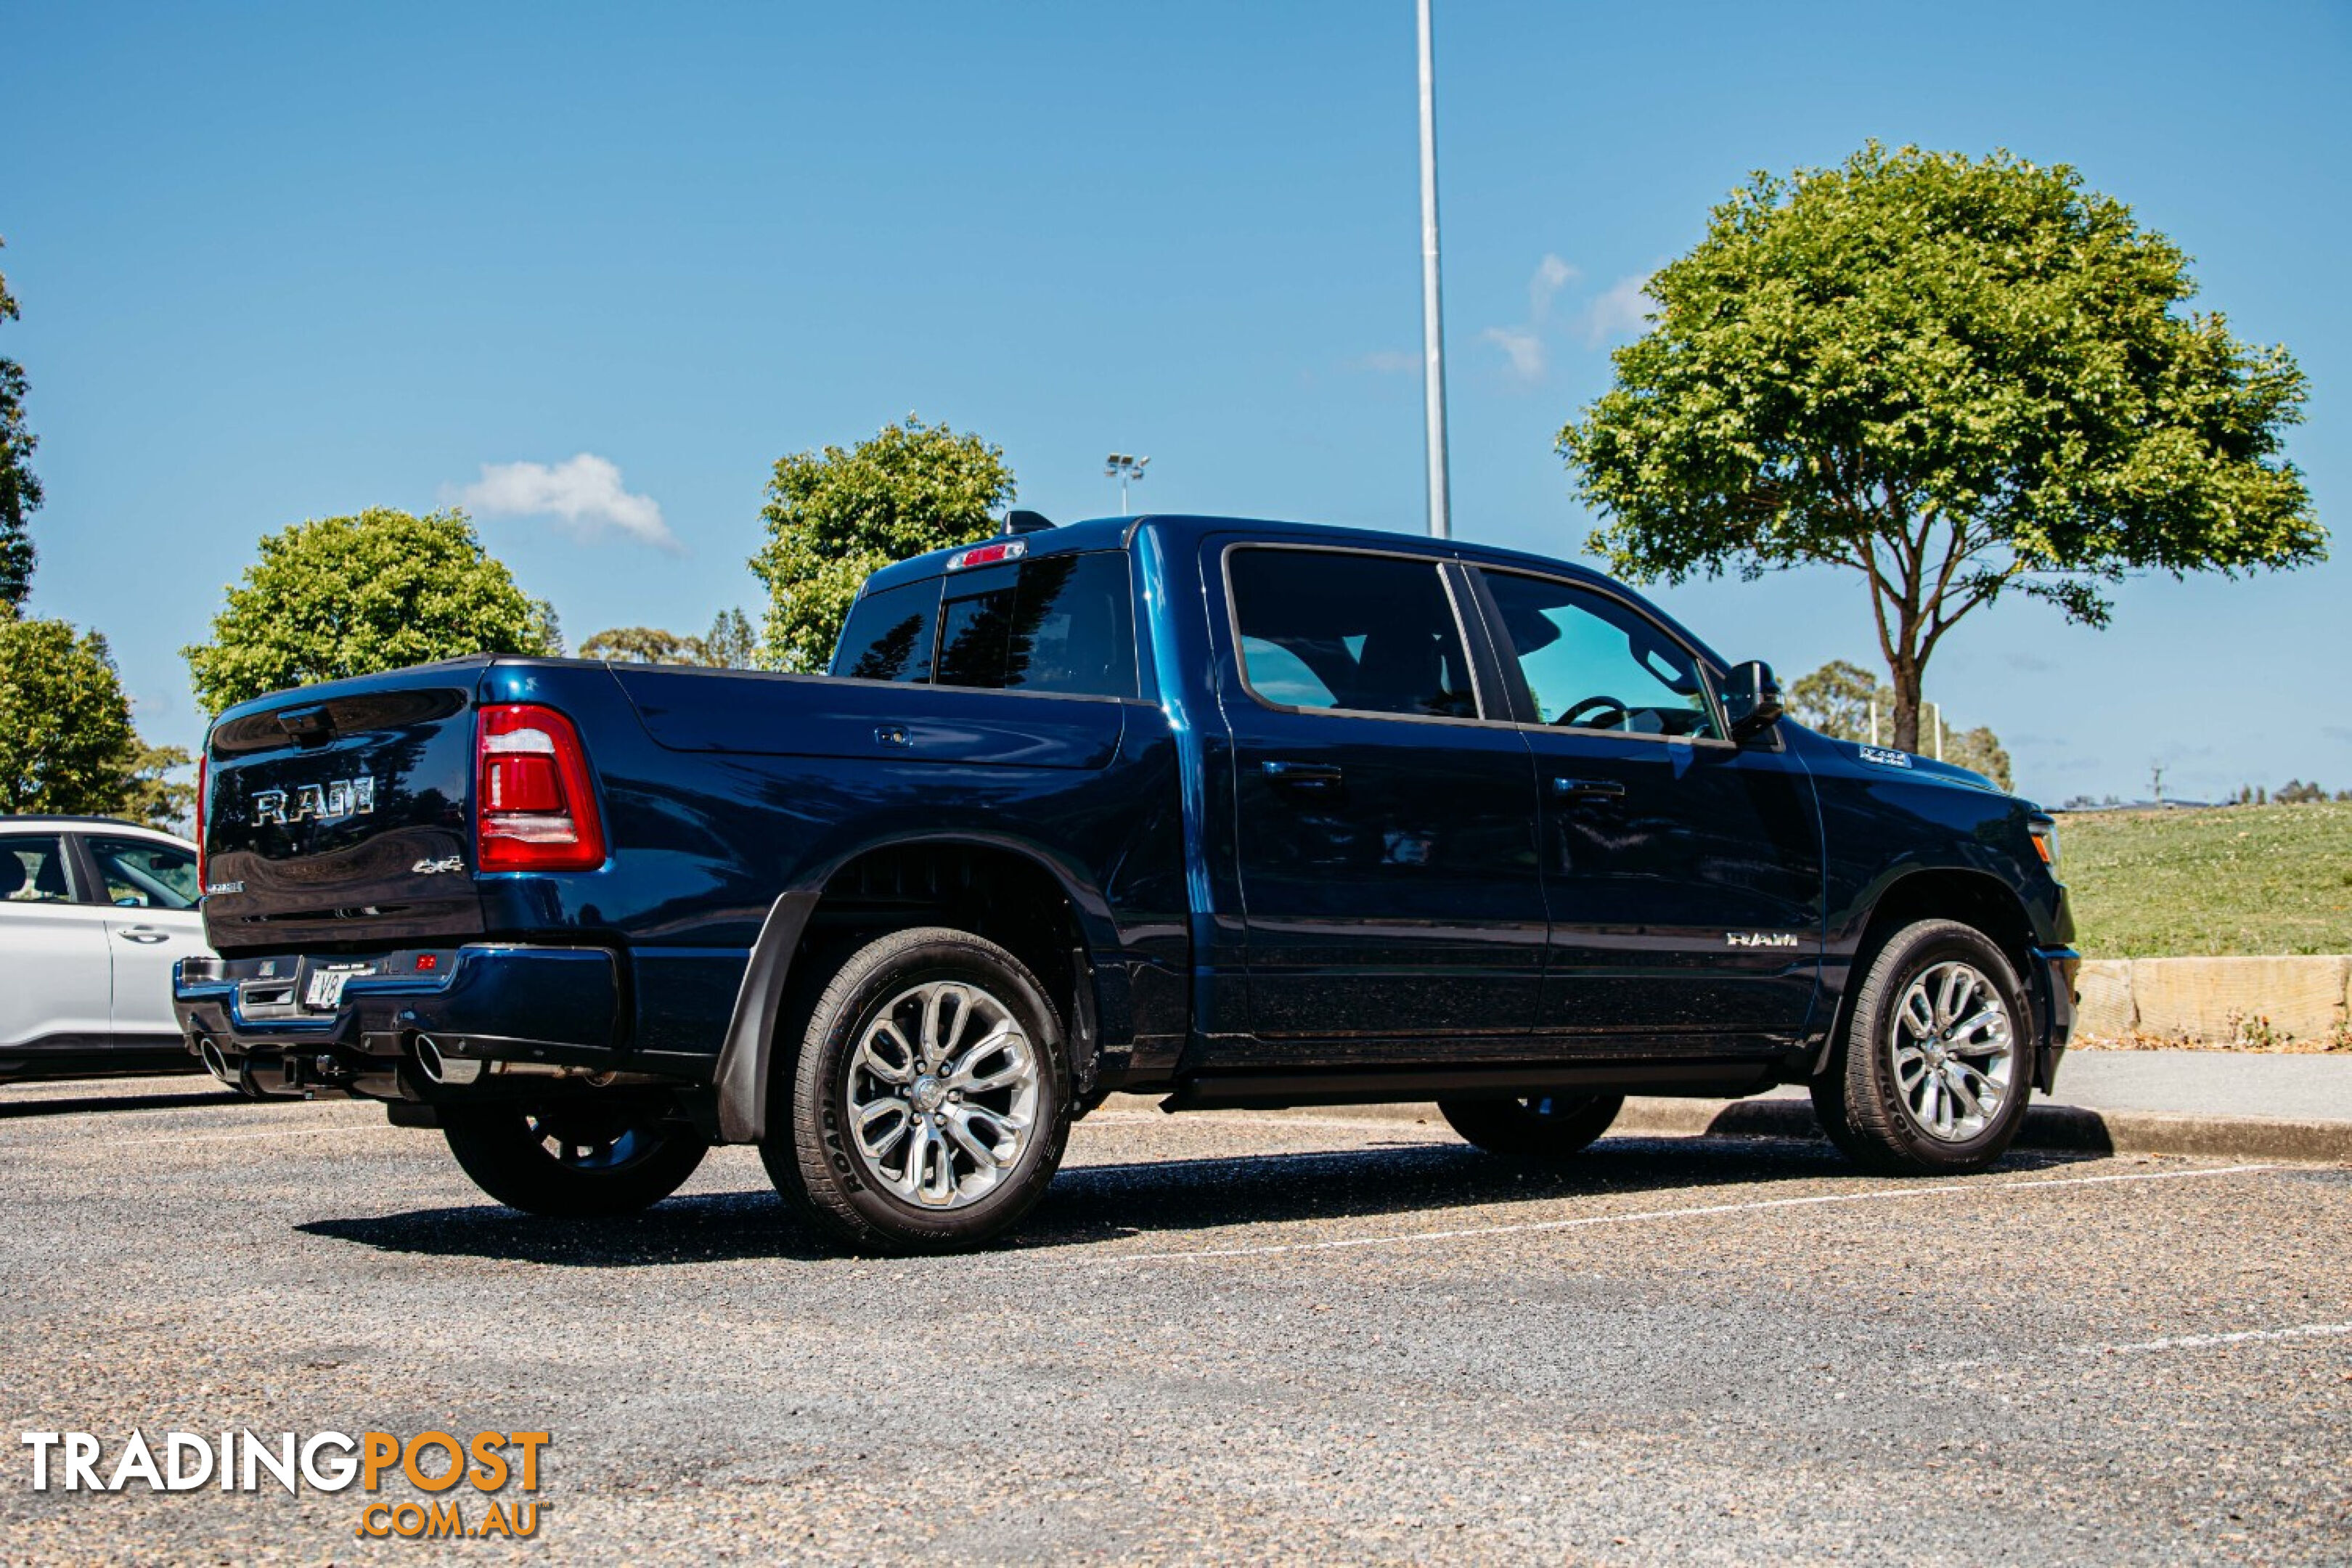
[1810, 864, 2062, 1087]
[710, 833, 1114, 1144]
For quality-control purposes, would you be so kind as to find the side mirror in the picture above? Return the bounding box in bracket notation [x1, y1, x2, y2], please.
[1720, 660, 1784, 741]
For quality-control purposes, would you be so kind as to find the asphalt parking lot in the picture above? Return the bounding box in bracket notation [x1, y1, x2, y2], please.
[2, 1077, 2347, 1564]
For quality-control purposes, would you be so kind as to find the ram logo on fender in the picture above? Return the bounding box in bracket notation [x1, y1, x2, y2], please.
[1725, 931, 1801, 948]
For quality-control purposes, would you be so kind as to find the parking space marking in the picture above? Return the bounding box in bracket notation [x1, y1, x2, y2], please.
[1935, 1318, 2352, 1373]
[1104, 1162, 2279, 1264]
[2082, 1321, 2352, 1357]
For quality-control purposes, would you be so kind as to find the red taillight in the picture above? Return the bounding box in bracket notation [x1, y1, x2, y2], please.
[475, 703, 607, 873]
[195, 751, 209, 889]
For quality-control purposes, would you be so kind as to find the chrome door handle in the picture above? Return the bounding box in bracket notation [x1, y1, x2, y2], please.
[1262, 760, 1343, 791]
[1551, 777, 1626, 800]
[116, 928, 171, 944]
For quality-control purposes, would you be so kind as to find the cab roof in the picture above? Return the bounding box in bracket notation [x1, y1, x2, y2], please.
[858, 514, 1730, 672]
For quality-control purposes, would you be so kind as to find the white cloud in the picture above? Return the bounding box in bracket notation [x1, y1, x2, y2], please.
[1529, 253, 1580, 322]
[1578, 272, 1654, 347]
[453, 454, 679, 552]
[1479, 326, 1545, 383]
[1479, 254, 1586, 385]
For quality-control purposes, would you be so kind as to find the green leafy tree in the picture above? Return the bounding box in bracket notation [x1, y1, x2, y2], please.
[749, 416, 1013, 672]
[1785, 659, 1882, 744]
[1944, 727, 2012, 793]
[183, 508, 558, 716]
[0, 237, 41, 611]
[122, 743, 198, 831]
[696, 608, 761, 669]
[1561, 143, 2323, 753]
[580, 608, 763, 669]
[579, 626, 693, 664]
[0, 616, 136, 814]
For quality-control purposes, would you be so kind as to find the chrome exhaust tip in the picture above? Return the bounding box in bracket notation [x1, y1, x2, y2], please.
[412, 1034, 481, 1086]
[195, 1036, 234, 1087]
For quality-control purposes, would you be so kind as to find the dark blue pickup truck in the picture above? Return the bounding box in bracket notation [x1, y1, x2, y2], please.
[174, 514, 2077, 1253]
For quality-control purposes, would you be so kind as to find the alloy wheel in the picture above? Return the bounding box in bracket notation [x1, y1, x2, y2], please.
[1888, 959, 2015, 1143]
[844, 980, 1040, 1209]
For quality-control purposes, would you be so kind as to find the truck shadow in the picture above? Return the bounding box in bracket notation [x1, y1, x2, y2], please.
[295, 1135, 2097, 1268]
[0, 1085, 239, 1119]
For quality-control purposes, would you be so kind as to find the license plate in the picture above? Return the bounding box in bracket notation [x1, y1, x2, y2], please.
[304, 965, 370, 1010]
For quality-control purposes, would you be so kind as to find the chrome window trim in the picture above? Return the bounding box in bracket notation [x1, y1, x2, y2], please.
[1474, 564, 1736, 748]
[1218, 540, 1508, 730]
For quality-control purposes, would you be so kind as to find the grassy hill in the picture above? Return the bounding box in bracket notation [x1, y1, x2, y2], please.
[2057, 801, 2352, 957]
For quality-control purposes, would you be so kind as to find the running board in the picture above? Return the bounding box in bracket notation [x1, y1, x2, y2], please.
[1160, 1060, 1779, 1113]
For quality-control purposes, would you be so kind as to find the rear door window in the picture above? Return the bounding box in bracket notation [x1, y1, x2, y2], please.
[86, 837, 200, 911]
[934, 552, 1137, 699]
[0, 835, 78, 904]
[1228, 547, 1481, 719]
[832, 579, 942, 683]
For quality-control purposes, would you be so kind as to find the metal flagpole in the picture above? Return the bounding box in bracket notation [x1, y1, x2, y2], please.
[1416, 0, 1451, 539]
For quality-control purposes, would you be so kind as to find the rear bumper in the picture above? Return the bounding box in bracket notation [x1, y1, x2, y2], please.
[171, 943, 663, 1101]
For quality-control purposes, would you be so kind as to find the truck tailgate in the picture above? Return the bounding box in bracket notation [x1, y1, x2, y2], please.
[203, 673, 486, 954]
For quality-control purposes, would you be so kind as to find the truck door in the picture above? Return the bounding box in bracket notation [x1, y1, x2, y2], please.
[1212, 542, 1546, 1058]
[1469, 567, 1822, 1040]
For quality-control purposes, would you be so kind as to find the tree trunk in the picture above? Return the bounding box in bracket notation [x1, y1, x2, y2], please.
[1871, 572, 1929, 754]
[1889, 661, 1924, 754]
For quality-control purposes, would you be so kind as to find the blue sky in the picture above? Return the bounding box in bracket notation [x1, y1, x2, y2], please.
[4, 0, 2345, 805]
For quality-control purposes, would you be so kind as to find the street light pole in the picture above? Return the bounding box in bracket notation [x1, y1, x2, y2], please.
[1416, 0, 1451, 539]
[1105, 453, 1150, 514]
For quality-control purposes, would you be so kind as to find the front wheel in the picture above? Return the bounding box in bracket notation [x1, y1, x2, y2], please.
[1813, 918, 2031, 1175]
[1437, 1093, 1623, 1159]
[761, 926, 1071, 1256]
[441, 1097, 709, 1217]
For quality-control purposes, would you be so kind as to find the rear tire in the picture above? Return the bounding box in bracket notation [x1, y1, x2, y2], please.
[441, 1097, 708, 1217]
[760, 927, 1071, 1256]
[1437, 1093, 1623, 1160]
[1814, 918, 2031, 1175]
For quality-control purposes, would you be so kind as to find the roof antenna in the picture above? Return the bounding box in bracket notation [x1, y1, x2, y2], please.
[1000, 510, 1056, 536]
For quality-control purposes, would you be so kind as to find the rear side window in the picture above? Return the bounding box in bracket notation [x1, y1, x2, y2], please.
[934, 552, 1137, 699]
[832, 579, 941, 683]
[0, 835, 77, 904]
[88, 837, 200, 911]
[1228, 548, 1479, 720]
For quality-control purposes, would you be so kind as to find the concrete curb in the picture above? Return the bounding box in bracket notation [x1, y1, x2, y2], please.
[2074, 955, 2352, 1048]
[1106, 1094, 2352, 1164]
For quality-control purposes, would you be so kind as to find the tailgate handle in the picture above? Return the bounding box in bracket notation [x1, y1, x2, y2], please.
[276, 703, 335, 743]
[1551, 776, 1626, 801]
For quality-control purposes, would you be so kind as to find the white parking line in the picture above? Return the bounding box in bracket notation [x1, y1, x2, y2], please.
[1104, 1163, 2279, 1264]
[2081, 1321, 2352, 1357]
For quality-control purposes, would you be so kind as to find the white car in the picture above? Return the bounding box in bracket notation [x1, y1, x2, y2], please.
[0, 817, 215, 1082]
